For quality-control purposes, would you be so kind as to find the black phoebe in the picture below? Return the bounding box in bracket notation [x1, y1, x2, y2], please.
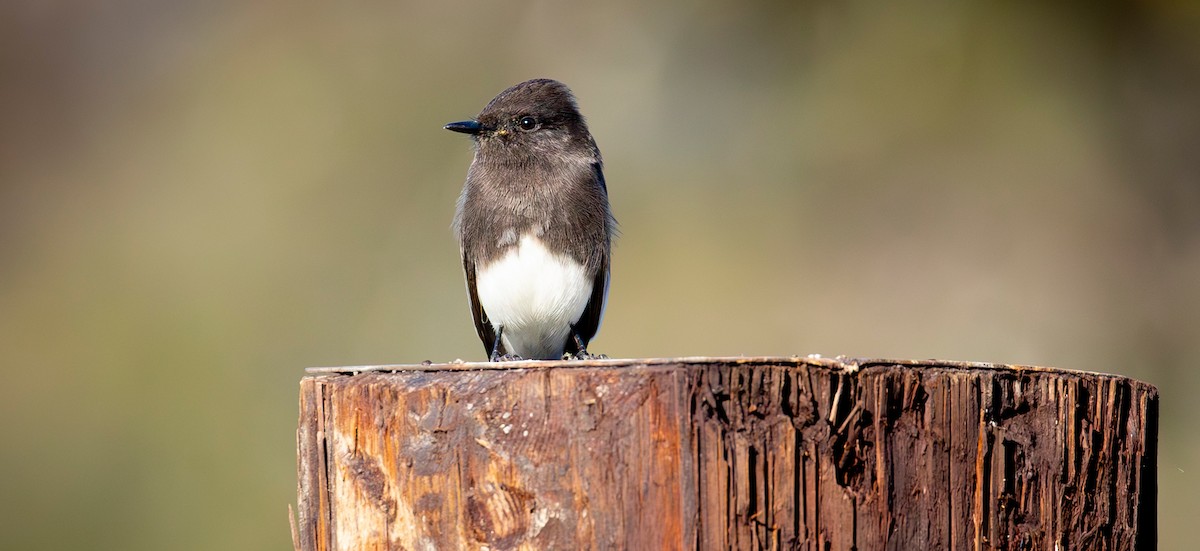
[445, 79, 615, 361]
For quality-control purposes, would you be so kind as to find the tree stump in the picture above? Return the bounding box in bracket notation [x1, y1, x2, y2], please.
[294, 357, 1157, 550]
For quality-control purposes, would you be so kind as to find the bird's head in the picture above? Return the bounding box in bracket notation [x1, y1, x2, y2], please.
[445, 79, 595, 164]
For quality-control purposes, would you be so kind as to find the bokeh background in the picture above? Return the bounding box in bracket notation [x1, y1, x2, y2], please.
[2, 1, 1197, 548]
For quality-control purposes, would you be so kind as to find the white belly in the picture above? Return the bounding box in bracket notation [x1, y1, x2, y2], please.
[475, 234, 593, 359]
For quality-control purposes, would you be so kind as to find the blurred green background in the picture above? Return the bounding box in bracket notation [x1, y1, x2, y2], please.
[2, 1, 1197, 548]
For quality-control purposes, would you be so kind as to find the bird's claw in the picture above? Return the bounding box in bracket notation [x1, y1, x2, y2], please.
[563, 351, 607, 361]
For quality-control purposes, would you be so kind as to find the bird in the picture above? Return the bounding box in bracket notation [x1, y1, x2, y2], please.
[445, 79, 615, 361]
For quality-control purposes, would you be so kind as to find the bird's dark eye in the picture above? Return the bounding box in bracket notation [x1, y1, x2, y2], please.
[517, 116, 538, 131]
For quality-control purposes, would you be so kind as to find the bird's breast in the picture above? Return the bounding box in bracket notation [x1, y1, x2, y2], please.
[474, 233, 593, 359]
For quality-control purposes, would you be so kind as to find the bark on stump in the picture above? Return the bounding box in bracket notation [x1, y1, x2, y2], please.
[295, 357, 1157, 550]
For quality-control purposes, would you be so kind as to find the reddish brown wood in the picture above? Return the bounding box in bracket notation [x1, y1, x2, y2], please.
[295, 357, 1157, 550]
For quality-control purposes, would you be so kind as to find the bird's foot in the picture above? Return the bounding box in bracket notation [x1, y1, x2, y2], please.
[490, 353, 524, 362]
[563, 351, 608, 361]
[564, 328, 607, 361]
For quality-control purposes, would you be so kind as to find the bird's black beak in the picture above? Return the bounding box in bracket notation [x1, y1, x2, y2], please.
[444, 120, 483, 135]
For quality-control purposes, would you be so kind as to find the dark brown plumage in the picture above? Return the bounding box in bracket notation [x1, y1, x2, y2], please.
[446, 79, 615, 360]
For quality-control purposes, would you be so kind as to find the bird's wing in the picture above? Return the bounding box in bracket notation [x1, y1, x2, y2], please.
[567, 254, 609, 355]
[594, 160, 608, 193]
[463, 257, 499, 357]
[564, 160, 613, 355]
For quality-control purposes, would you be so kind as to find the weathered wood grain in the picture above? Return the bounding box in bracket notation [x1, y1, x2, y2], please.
[295, 357, 1157, 550]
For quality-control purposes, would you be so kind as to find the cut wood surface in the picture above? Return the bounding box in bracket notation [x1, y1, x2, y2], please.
[295, 357, 1157, 550]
